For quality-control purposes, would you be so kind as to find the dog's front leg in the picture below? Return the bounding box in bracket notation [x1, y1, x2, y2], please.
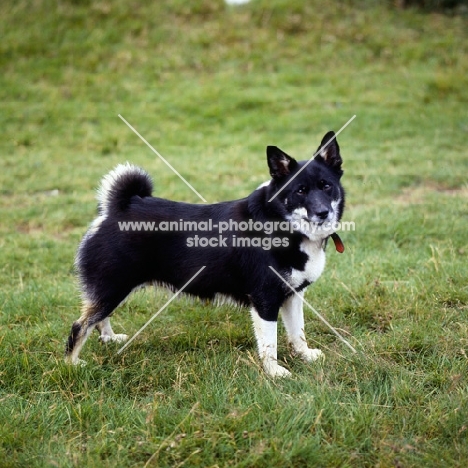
[281, 291, 324, 363]
[250, 308, 291, 378]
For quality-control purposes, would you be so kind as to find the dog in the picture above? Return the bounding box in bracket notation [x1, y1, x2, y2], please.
[65, 131, 345, 377]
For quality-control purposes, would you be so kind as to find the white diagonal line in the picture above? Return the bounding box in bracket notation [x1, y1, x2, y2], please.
[268, 266, 357, 353]
[118, 114, 208, 203]
[268, 114, 356, 202]
[117, 266, 206, 355]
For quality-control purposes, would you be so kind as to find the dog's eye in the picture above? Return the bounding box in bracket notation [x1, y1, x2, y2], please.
[319, 180, 331, 191]
[296, 186, 306, 195]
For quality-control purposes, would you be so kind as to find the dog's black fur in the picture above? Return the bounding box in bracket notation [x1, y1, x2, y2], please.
[66, 131, 345, 376]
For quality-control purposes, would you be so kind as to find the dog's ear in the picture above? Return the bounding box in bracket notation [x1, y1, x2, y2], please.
[314, 131, 343, 174]
[267, 146, 298, 180]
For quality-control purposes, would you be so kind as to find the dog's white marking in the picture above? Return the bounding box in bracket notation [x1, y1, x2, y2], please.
[287, 198, 342, 240]
[97, 163, 149, 216]
[293, 207, 308, 219]
[97, 317, 129, 344]
[286, 207, 313, 238]
[289, 239, 326, 289]
[73, 358, 87, 367]
[256, 180, 271, 190]
[331, 199, 341, 215]
[66, 324, 95, 366]
[281, 292, 324, 362]
[250, 308, 291, 377]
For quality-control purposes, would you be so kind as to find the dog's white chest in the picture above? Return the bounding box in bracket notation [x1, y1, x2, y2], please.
[289, 239, 326, 288]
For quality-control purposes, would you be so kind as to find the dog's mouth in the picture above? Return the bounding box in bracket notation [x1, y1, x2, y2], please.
[304, 217, 325, 227]
[299, 217, 344, 252]
[300, 215, 332, 227]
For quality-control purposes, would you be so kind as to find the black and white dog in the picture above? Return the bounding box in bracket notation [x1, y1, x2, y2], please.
[66, 131, 345, 377]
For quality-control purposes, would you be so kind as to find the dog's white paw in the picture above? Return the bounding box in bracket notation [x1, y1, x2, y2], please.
[99, 333, 128, 344]
[272, 365, 292, 378]
[264, 361, 292, 378]
[301, 348, 324, 362]
[65, 357, 87, 367]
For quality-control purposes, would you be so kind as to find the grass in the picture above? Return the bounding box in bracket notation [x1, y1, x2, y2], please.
[1, 0, 468, 466]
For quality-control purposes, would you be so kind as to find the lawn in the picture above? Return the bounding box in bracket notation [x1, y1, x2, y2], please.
[1, 0, 467, 466]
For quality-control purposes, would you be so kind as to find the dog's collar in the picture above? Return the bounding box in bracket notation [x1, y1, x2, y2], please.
[330, 233, 345, 253]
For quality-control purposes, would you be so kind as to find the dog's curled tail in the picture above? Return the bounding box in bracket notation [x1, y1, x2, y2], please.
[97, 163, 153, 215]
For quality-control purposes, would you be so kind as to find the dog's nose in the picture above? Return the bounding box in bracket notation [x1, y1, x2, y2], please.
[316, 209, 329, 220]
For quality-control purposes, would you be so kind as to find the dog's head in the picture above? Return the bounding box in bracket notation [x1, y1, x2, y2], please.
[265, 131, 345, 239]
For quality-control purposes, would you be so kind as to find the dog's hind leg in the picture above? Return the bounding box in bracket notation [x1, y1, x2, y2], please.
[65, 300, 100, 366]
[65, 292, 129, 365]
[96, 317, 128, 344]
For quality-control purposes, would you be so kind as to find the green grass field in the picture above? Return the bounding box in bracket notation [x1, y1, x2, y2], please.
[1, 0, 468, 466]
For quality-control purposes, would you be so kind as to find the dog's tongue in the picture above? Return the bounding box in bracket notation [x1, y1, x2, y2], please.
[331, 233, 345, 253]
